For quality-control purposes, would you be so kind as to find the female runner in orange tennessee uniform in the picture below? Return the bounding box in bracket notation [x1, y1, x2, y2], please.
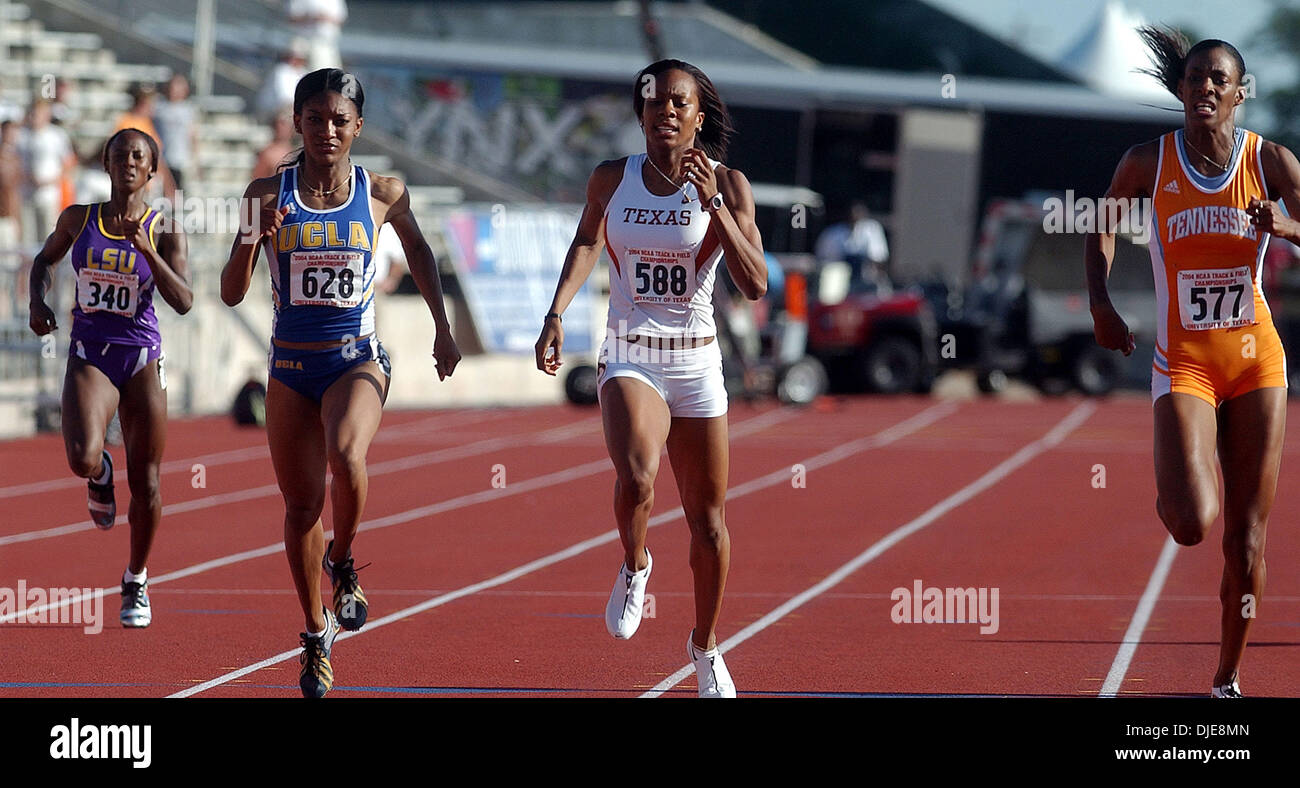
[1086, 29, 1300, 697]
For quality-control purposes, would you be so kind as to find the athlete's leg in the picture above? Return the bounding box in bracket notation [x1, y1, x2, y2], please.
[665, 414, 729, 651]
[601, 377, 671, 572]
[266, 377, 329, 633]
[320, 360, 388, 563]
[1213, 386, 1286, 687]
[61, 356, 119, 479]
[1153, 392, 1221, 545]
[116, 359, 167, 574]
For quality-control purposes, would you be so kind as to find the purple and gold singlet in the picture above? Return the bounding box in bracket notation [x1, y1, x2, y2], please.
[69, 203, 164, 346]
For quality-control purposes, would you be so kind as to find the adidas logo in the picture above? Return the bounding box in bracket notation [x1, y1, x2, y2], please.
[1163, 180, 1180, 195]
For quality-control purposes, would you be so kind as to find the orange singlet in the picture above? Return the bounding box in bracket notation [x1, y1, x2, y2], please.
[1149, 128, 1287, 406]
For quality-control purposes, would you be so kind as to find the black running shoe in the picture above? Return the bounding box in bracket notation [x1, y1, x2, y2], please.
[87, 450, 116, 530]
[299, 608, 338, 698]
[323, 539, 369, 631]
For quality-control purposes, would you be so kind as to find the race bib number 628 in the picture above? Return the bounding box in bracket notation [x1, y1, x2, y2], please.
[1176, 266, 1254, 331]
[290, 251, 364, 307]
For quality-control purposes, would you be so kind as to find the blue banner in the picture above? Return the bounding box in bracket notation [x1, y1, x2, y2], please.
[442, 207, 594, 354]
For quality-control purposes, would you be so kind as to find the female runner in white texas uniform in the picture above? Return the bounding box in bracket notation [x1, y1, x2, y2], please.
[536, 59, 767, 697]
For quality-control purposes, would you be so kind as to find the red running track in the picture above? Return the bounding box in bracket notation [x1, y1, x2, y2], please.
[0, 395, 1297, 698]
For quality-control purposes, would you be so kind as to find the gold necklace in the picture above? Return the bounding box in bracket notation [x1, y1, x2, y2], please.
[1183, 131, 1233, 173]
[646, 155, 692, 204]
[304, 165, 352, 197]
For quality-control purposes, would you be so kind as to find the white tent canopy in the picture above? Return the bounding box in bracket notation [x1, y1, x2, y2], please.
[1059, 0, 1177, 104]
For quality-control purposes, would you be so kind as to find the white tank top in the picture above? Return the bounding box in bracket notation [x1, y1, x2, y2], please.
[603, 153, 723, 339]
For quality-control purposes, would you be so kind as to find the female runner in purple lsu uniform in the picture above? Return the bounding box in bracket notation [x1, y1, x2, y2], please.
[28, 128, 192, 628]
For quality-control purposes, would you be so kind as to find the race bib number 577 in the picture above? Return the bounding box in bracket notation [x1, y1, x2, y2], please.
[290, 251, 364, 307]
[1176, 266, 1255, 330]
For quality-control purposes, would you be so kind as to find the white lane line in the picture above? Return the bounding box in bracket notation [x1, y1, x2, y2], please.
[1099, 536, 1179, 697]
[0, 408, 511, 501]
[0, 416, 599, 547]
[169, 402, 957, 698]
[639, 400, 1098, 698]
[2, 408, 799, 624]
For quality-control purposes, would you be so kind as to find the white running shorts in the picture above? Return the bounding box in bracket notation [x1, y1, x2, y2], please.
[596, 337, 727, 418]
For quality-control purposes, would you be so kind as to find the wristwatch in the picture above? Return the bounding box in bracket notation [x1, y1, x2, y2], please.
[704, 192, 725, 213]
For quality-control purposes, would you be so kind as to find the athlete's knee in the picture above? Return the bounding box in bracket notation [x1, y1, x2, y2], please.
[1222, 524, 1267, 577]
[65, 444, 101, 479]
[326, 444, 368, 486]
[686, 505, 726, 549]
[283, 497, 325, 528]
[617, 466, 658, 506]
[1157, 496, 1216, 546]
[126, 466, 161, 506]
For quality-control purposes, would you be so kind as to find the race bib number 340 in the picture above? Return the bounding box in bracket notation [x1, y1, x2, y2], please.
[1176, 266, 1255, 330]
[290, 251, 364, 307]
[77, 268, 138, 317]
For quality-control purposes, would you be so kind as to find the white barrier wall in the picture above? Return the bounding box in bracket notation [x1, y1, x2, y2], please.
[152, 285, 581, 417]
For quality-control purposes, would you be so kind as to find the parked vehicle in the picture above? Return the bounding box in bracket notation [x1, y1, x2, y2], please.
[806, 264, 939, 394]
[953, 198, 1155, 395]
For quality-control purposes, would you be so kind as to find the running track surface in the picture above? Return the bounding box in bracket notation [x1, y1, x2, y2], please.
[1, 395, 1297, 698]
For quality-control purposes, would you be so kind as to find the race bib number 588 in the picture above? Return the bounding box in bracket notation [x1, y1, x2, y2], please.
[1176, 266, 1255, 330]
[627, 248, 695, 304]
[290, 251, 364, 307]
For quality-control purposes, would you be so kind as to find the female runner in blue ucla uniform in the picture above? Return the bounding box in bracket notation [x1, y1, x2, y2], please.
[29, 129, 192, 628]
[221, 69, 460, 697]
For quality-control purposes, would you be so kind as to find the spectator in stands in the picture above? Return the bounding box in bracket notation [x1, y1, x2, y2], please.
[286, 0, 348, 71]
[114, 83, 176, 196]
[251, 111, 296, 180]
[114, 82, 160, 142]
[18, 99, 74, 252]
[814, 200, 890, 293]
[0, 87, 21, 124]
[153, 74, 199, 193]
[255, 40, 309, 123]
[75, 147, 112, 205]
[51, 78, 77, 127]
[0, 121, 22, 258]
[372, 221, 408, 294]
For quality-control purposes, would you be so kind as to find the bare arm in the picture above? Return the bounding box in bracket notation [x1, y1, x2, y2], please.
[534, 159, 620, 374]
[28, 204, 88, 335]
[220, 177, 283, 306]
[1254, 140, 1300, 243]
[126, 215, 192, 314]
[700, 161, 766, 300]
[1085, 141, 1156, 355]
[375, 173, 461, 380]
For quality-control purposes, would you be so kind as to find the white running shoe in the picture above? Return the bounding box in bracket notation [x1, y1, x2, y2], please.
[1211, 679, 1244, 698]
[688, 630, 736, 698]
[604, 548, 652, 639]
[120, 577, 151, 628]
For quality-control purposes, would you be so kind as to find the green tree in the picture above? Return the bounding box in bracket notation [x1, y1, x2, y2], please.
[1254, 3, 1300, 151]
